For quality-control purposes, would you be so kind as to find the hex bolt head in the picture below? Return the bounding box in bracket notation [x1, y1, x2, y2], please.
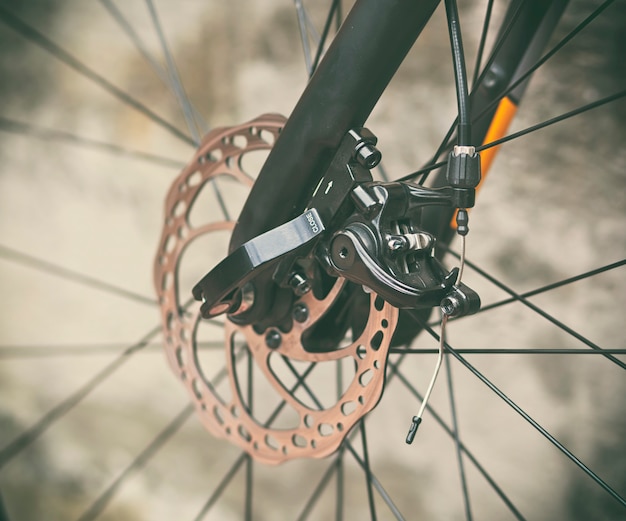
[292, 303, 309, 323]
[288, 273, 311, 296]
[265, 329, 282, 349]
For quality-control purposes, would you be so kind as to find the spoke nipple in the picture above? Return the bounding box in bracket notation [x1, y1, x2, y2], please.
[406, 416, 422, 444]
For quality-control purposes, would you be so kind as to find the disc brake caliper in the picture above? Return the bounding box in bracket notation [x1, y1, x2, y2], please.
[193, 128, 480, 322]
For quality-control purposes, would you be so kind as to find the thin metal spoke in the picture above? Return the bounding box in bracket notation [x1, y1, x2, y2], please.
[404, 0, 614, 184]
[0, 244, 158, 307]
[420, 258, 626, 328]
[142, 0, 231, 221]
[388, 358, 526, 521]
[294, 0, 316, 76]
[390, 348, 626, 356]
[194, 362, 318, 520]
[281, 356, 325, 409]
[262, 362, 317, 426]
[0, 324, 161, 469]
[477, 89, 626, 152]
[0, 341, 224, 359]
[77, 405, 194, 521]
[0, 117, 185, 169]
[444, 249, 626, 370]
[471, 0, 494, 89]
[0, 342, 163, 358]
[282, 358, 404, 520]
[336, 359, 344, 521]
[310, 0, 341, 76]
[193, 452, 247, 521]
[475, 259, 626, 315]
[296, 452, 343, 521]
[345, 444, 406, 521]
[413, 314, 626, 510]
[145, 0, 201, 144]
[0, 4, 194, 147]
[471, 0, 617, 130]
[444, 348, 473, 521]
[407, 0, 526, 184]
[336, 443, 344, 521]
[244, 350, 254, 521]
[360, 419, 378, 521]
[98, 0, 208, 133]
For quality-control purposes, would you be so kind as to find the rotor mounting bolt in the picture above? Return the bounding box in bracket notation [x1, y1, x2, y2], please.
[265, 329, 282, 349]
[288, 273, 311, 296]
[292, 303, 309, 323]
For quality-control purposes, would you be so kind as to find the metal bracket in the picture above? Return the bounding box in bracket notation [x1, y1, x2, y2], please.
[193, 127, 480, 323]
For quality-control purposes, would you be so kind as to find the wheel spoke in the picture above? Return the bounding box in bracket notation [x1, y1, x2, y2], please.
[445, 250, 626, 370]
[471, 0, 494, 89]
[293, 0, 317, 76]
[310, 0, 342, 76]
[388, 358, 526, 521]
[99, 0, 208, 134]
[471, 0, 617, 131]
[0, 341, 225, 359]
[404, 0, 617, 185]
[145, 0, 202, 144]
[192, 452, 247, 521]
[0, 117, 186, 168]
[390, 348, 626, 356]
[194, 362, 317, 520]
[416, 0, 526, 181]
[282, 356, 404, 520]
[0, 4, 195, 147]
[0, 244, 158, 307]
[244, 350, 254, 521]
[360, 419, 378, 521]
[77, 405, 194, 521]
[477, 89, 626, 152]
[296, 452, 343, 521]
[443, 347, 473, 521]
[345, 443, 406, 521]
[413, 315, 626, 510]
[0, 324, 161, 468]
[335, 359, 345, 521]
[475, 259, 626, 315]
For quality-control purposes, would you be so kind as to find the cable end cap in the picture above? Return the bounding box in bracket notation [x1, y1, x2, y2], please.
[406, 416, 422, 444]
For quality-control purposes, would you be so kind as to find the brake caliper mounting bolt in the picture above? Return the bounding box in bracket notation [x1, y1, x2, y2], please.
[265, 329, 282, 349]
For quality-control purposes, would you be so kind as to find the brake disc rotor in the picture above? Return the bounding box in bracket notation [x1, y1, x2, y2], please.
[154, 114, 398, 464]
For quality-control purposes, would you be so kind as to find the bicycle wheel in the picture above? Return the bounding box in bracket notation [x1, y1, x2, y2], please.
[0, 1, 625, 520]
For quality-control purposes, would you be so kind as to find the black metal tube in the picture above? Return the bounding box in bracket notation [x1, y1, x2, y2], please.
[230, 0, 441, 250]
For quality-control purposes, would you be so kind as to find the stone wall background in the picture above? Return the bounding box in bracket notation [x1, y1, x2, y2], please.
[0, 1, 624, 520]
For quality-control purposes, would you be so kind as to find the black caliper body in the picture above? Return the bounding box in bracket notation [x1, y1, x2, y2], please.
[192, 128, 480, 326]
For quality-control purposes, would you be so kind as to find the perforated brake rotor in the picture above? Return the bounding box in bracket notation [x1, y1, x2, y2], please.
[154, 114, 398, 464]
